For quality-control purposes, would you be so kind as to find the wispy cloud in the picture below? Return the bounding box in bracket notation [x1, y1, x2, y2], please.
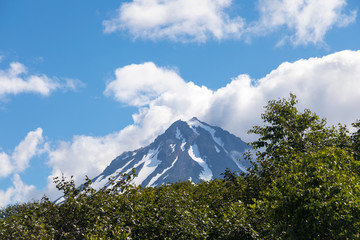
[0, 62, 83, 100]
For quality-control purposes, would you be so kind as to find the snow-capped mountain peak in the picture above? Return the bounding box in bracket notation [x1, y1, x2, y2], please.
[91, 118, 250, 189]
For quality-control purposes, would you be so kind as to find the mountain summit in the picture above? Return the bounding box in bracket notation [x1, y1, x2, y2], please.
[91, 118, 250, 189]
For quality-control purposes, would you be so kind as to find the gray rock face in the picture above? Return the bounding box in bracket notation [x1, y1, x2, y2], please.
[91, 117, 250, 189]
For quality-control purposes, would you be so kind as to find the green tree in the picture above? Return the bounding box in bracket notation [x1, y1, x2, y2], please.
[248, 94, 350, 179]
[247, 94, 360, 239]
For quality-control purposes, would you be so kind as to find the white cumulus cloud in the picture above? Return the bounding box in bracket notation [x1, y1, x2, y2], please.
[103, 0, 357, 45]
[0, 153, 13, 178]
[0, 174, 41, 208]
[45, 50, 360, 201]
[0, 129, 44, 207]
[0, 62, 83, 99]
[0, 128, 44, 178]
[103, 0, 245, 42]
[207, 50, 360, 134]
[12, 128, 45, 173]
[104, 62, 187, 106]
[105, 50, 360, 141]
[254, 0, 357, 45]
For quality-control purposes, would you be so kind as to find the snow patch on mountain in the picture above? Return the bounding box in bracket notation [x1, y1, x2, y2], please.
[188, 144, 213, 181]
[187, 118, 226, 150]
[91, 171, 119, 190]
[91, 176, 107, 190]
[181, 142, 186, 151]
[132, 148, 161, 185]
[229, 151, 247, 173]
[147, 156, 179, 187]
[215, 145, 220, 153]
[92, 156, 135, 190]
[170, 144, 176, 153]
[175, 127, 183, 140]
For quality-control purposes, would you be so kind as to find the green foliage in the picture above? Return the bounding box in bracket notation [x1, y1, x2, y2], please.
[352, 120, 360, 161]
[258, 147, 360, 239]
[247, 94, 360, 239]
[0, 94, 359, 239]
[248, 94, 351, 179]
[0, 170, 256, 239]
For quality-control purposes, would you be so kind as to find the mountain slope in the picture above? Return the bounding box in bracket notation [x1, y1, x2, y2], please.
[91, 117, 250, 189]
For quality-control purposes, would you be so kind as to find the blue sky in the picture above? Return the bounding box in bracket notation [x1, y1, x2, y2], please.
[0, 0, 360, 206]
